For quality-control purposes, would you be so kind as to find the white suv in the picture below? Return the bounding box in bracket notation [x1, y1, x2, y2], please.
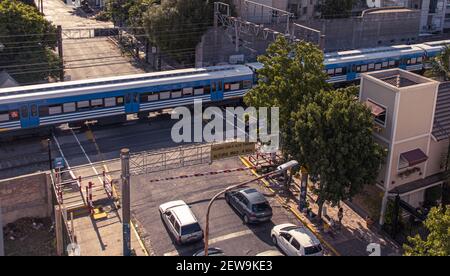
[159, 200, 204, 245]
[271, 223, 323, 256]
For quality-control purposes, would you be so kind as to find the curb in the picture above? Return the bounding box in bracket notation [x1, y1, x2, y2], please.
[239, 156, 341, 256]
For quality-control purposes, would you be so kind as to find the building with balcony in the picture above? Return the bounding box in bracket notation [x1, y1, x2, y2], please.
[359, 69, 449, 225]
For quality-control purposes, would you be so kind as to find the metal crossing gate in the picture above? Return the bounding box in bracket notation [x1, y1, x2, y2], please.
[129, 144, 211, 176]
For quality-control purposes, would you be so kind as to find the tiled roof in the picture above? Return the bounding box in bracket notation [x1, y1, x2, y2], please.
[433, 82, 450, 141]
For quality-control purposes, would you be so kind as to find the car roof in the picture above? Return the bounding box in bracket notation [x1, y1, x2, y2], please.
[239, 188, 267, 204]
[170, 205, 198, 226]
[286, 226, 321, 248]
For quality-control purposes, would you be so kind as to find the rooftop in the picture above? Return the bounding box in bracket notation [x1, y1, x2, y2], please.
[433, 82, 450, 141]
[364, 69, 435, 90]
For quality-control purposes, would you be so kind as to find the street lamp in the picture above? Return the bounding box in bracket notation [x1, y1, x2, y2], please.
[203, 160, 298, 256]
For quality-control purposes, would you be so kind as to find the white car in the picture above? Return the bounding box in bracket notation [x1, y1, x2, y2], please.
[271, 223, 323, 256]
[159, 200, 204, 245]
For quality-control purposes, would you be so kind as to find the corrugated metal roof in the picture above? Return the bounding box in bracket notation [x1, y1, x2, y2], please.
[432, 82, 450, 141]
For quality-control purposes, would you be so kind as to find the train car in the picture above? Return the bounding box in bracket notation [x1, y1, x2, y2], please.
[0, 65, 254, 137]
[324, 44, 425, 84]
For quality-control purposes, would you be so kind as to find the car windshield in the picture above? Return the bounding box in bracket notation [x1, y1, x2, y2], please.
[181, 223, 202, 235]
[252, 202, 271, 212]
[304, 244, 323, 255]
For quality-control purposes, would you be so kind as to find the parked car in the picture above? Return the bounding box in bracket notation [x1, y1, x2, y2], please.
[159, 200, 204, 244]
[193, 247, 225, 256]
[271, 223, 323, 256]
[224, 188, 273, 224]
[256, 250, 284, 256]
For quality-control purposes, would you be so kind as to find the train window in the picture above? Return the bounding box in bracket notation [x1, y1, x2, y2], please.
[417, 56, 423, 63]
[356, 66, 361, 73]
[243, 80, 252, 89]
[218, 81, 223, 90]
[410, 58, 417, 65]
[21, 106, 28, 118]
[194, 87, 204, 95]
[77, 101, 90, 110]
[91, 99, 103, 108]
[148, 94, 158, 101]
[9, 110, 19, 120]
[327, 69, 335, 76]
[361, 65, 368, 72]
[224, 83, 231, 91]
[204, 85, 211, 94]
[49, 105, 62, 115]
[212, 82, 216, 91]
[368, 64, 375, 71]
[375, 63, 382, 70]
[171, 90, 182, 98]
[230, 83, 240, 91]
[63, 103, 76, 113]
[117, 97, 124, 106]
[335, 68, 343, 75]
[388, 60, 396, 67]
[31, 105, 38, 117]
[160, 91, 171, 100]
[39, 106, 49, 116]
[104, 97, 116, 107]
[183, 88, 193, 96]
[0, 112, 9, 122]
[134, 93, 138, 103]
[382, 61, 389, 68]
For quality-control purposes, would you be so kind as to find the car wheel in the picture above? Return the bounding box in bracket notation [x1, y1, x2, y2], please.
[272, 235, 277, 246]
[243, 215, 249, 224]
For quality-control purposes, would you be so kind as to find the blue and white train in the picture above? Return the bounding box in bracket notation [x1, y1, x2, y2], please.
[1, 39, 450, 137]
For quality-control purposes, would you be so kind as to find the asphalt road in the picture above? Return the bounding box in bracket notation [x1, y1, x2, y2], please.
[130, 157, 300, 256]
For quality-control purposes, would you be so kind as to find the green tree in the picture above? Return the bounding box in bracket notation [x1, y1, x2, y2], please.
[245, 37, 385, 218]
[403, 206, 450, 256]
[292, 87, 385, 218]
[143, 0, 213, 64]
[320, 0, 356, 19]
[0, 0, 61, 84]
[429, 45, 450, 81]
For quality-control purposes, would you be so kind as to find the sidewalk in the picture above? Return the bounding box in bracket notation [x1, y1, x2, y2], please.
[240, 156, 402, 256]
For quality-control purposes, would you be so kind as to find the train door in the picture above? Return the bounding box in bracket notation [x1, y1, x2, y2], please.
[124, 92, 140, 113]
[211, 80, 223, 101]
[19, 104, 40, 128]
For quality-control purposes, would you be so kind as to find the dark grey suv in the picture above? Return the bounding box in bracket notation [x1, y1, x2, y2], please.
[225, 188, 273, 224]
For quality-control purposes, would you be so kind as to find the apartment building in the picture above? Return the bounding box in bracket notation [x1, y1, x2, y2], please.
[360, 69, 449, 225]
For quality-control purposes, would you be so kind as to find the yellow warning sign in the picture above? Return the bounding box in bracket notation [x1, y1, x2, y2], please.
[211, 141, 256, 160]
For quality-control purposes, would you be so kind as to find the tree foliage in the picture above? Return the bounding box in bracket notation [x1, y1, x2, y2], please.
[142, 0, 213, 64]
[0, 0, 60, 84]
[429, 45, 450, 81]
[245, 36, 385, 217]
[403, 206, 450, 256]
[320, 0, 356, 19]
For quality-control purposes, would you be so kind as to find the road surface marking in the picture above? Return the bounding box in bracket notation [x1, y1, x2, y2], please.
[163, 229, 253, 256]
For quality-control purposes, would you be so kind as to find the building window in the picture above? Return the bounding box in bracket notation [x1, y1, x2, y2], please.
[365, 99, 387, 126]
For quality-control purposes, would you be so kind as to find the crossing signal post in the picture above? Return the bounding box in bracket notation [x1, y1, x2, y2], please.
[121, 148, 131, 256]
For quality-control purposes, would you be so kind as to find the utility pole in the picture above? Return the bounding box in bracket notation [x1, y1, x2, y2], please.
[56, 25, 64, 82]
[120, 149, 131, 256]
[0, 200, 4, 256]
[47, 138, 53, 172]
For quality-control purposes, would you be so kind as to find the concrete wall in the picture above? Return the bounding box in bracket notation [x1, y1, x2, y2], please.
[0, 172, 52, 227]
[299, 8, 421, 51]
